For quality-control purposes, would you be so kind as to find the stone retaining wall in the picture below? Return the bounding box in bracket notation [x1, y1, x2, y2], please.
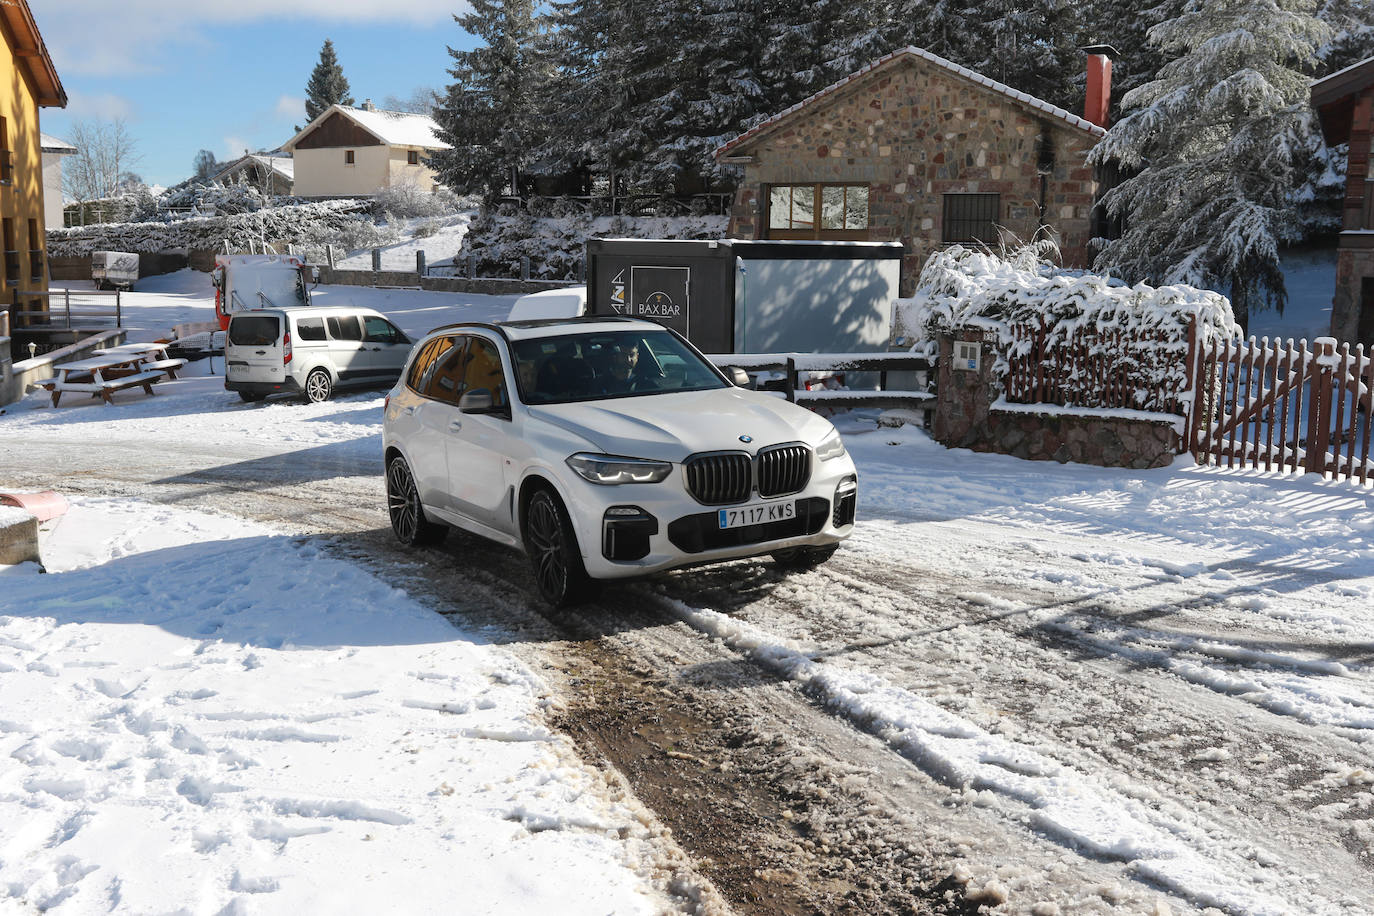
[932, 330, 1181, 469]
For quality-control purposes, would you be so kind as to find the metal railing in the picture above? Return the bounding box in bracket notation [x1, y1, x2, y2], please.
[9, 288, 123, 329]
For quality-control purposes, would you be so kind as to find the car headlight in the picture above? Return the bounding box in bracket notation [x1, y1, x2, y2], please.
[567, 453, 673, 485]
[816, 430, 847, 461]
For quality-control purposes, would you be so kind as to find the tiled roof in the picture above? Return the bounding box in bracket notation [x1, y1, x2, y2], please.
[715, 46, 1105, 159]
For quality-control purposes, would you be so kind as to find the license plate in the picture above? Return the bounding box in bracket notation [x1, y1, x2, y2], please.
[718, 501, 795, 529]
[227, 364, 246, 378]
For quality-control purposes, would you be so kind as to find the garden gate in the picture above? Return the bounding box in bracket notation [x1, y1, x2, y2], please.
[1189, 336, 1373, 485]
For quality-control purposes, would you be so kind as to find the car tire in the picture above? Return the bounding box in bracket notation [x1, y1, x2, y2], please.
[771, 544, 838, 571]
[238, 391, 266, 403]
[386, 455, 448, 547]
[304, 369, 333, 403]
[524, 488, 596, 609]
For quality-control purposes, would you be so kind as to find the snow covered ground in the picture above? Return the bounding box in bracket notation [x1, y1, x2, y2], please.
[3, 266, 1371, 914]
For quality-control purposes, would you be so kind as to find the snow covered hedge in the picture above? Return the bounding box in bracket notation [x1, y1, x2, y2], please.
[47, 200, 372, 257]
[447, 209, 728, 280]
[894, 244, 1241, 411]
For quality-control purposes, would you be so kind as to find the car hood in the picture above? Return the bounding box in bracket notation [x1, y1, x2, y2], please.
[526, 388, 837, 461]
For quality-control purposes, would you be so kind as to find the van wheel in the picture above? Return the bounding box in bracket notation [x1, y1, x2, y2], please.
[238, 391, 266, 403]
[386, 455, 447, 547]
[771, 544, 838, 571]
[524, 489, 597, 609]
[304, 369, 333, 403]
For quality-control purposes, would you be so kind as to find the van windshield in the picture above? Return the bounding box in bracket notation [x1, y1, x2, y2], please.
[228, 315, 280, 346]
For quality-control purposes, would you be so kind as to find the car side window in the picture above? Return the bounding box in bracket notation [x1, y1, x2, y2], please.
[407, 336, 457, 396]
[363, 316, 407, 344]
[326, 315, 363, 341]
[424, 338, 468, 405]
[462, 337, 508, 409]
[296, 317, 326, 341]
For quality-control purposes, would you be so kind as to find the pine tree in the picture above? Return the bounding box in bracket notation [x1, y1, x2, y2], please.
[1088, 0, 1330, 330]
[304, 39, 355, 124]
[431, 0, 549, 202]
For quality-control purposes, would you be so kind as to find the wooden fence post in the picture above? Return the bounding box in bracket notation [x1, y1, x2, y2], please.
[1183, 315, 1199, 456]
[1305, 337, 1336, 475]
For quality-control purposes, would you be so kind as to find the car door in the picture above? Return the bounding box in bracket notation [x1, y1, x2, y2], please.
[404, 335, 465, 511]
[445, 334, 516, 530]
[360, 315, 412, 382]
[324, 313, 367, 386]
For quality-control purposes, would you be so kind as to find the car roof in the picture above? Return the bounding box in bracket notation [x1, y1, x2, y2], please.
[436, 315, 661, 342]
[230, 306, 383, 319]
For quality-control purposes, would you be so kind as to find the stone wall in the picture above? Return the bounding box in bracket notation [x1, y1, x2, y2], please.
[50, 252, 189, 281]
[313, 265, 578, 297]
[932, 331, 1180, 469]
[726, 53, 1101, 293]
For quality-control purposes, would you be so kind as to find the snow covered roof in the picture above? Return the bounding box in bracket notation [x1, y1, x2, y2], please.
[1310, 56, 1374, 146]
[213, 152, 294, 183]
[716, 46, 1105, 160]
[40, 133, 77, 154]
[284, 104, 451, 152]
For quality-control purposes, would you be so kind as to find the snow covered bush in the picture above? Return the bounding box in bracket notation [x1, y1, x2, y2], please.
[47, 200, 370, 257]
[450, 208, 728, 280]
[370, 184, 469, 220]
[895, 244, 1242, 413]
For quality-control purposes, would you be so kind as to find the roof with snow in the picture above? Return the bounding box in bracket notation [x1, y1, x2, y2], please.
[283, 104, 451, 152]
[715, 46, 1105, 160]
[213, 152, 294, 183]
[1311, 56, 1374, 146]
[40, 133, 77, 154]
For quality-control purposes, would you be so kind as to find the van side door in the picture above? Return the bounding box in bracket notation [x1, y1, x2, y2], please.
[360, 315, 412, 382]
[325, 314, 367, 385]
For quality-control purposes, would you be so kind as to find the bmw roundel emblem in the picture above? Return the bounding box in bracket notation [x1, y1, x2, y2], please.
[739, 435, 753, 443]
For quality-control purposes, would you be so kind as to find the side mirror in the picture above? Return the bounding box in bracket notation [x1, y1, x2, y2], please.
[459, 388, 495, 413]
[725, 367, 751, 387]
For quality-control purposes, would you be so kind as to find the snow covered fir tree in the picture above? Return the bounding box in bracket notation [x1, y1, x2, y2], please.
[302, 39, 355, 126]
[1088, 0, 1331, 331]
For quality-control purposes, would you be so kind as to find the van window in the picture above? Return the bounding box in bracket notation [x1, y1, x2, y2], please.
[327, 315, 363, 341]
[296, 317, 326, 341]
[228, 315, 280, 346]
[424, 339, 468, 405]
[363, 316, 407, 344]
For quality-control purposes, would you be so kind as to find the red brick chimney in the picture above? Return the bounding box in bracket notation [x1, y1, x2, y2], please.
[1081, 45, 1118, 128]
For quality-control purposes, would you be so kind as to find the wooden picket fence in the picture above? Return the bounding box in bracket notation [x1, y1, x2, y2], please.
[1003, 319, 1195, 416]
[1189, 336, 1373, 485]
[1002, 320, 1373, 485]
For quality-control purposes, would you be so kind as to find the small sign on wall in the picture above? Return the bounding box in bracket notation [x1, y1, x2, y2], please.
[954, 341, 981, 371]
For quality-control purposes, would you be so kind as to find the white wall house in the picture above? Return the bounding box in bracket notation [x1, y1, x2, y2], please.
[39, 133, 75, 227]
[282, 102, 449, 198]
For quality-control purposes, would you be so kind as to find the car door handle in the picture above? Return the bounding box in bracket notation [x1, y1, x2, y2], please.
[368, 346, 382, 351]
[448, 419, 462, 432]
[254, 350, 266, 355]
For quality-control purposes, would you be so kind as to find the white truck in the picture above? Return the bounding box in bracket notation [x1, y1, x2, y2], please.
[91, 251, 139, 290]
[211, 254, 315, 330]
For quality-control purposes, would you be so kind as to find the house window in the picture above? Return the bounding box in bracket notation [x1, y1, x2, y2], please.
[941, 193, 1001, 244]
[27, 219, 42, 283]
[766, 184, 869, 240]
[407, 150, 419, 166]
[344, 150, 355, 165]
[3, 219, 18, 287]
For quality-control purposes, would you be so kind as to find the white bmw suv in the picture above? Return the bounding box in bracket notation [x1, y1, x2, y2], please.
[382, 317, 858, 607]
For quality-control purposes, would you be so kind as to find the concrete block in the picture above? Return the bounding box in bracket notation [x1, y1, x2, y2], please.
[0, 514, 41, 566]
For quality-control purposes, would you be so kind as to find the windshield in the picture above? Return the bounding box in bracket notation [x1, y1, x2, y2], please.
[512, 330, 727, 405]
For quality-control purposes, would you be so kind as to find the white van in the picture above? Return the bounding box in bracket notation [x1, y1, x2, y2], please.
[504, 286, 586, 323]
[225, 306, 412, 403]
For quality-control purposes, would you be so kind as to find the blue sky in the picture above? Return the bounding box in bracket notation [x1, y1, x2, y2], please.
[32, 2, 478, 188]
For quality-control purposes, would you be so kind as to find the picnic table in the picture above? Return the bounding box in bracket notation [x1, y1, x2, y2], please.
[31, 354, 168, 407]
[91, 342, 189, 379]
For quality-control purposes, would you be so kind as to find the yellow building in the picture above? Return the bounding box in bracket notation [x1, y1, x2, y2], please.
[1, 0, 66, 332]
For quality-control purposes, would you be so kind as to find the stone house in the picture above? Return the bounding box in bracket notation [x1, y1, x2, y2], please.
[282, 101, 449, 198]
[714, 46, 1109, 293]
[1311, 56, 1374, 348]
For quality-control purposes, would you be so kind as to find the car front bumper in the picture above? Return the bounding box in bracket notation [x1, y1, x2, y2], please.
[561, 454, 858, 580]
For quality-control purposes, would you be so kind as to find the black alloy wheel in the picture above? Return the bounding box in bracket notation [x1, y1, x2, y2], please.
[386, 456, 447, 547]
[524, 489, 595, 608]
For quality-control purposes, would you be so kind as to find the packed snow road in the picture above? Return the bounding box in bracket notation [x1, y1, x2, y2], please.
[3, 368, 1372, 915]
